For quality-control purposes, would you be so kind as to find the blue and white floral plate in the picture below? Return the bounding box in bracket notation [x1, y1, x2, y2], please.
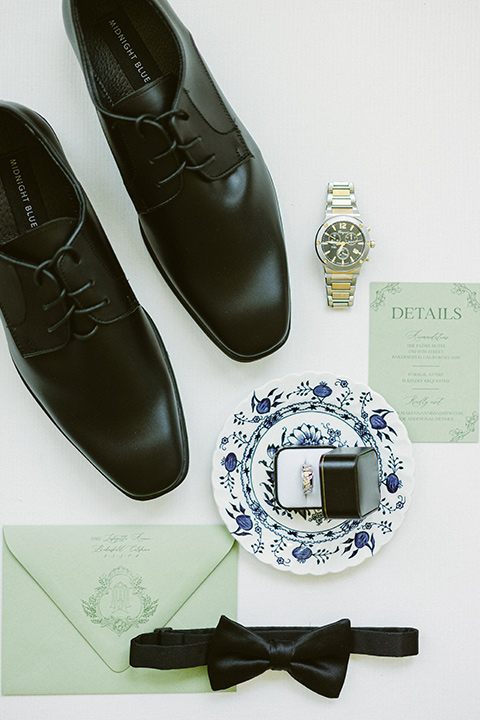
[212, 372, 414, 575]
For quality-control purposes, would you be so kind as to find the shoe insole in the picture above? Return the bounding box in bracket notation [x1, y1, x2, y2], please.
[96, 7, 160, 91]
[83, 0, 180, 108]
[0, 137, 78, 245]
[0, 149, 49, 239]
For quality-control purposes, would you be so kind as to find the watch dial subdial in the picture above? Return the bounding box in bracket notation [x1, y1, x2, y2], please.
[324, 231, 340, 244]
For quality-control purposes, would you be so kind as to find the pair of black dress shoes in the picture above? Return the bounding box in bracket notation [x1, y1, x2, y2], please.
[0, 0, 290, 499]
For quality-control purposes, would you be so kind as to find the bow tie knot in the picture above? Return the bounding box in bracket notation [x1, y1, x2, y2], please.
[268, 639, 294, 671]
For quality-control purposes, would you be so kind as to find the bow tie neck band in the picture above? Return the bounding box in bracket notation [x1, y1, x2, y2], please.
[130, 616, 419, 698]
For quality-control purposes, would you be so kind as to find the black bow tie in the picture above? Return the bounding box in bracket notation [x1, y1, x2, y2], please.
[129, 617, 419, 698]
[207, 616, 352, 697]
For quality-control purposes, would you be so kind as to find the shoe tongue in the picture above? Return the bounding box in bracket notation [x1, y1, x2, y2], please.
[0, 218, 77, 264]
[113, 74, 178, 118]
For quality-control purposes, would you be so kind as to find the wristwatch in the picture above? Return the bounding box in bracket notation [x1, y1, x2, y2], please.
[315, 182, 375, 308]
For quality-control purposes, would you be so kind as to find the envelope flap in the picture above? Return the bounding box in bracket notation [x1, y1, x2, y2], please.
[3, 525, 235, 672]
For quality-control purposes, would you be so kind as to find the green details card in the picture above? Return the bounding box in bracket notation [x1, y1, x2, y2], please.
[369, 282, 480, 443]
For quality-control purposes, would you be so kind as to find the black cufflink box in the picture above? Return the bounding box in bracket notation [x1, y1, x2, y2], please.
[274, 445, 380, 519]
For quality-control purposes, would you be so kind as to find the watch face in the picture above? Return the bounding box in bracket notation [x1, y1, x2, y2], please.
[317, 220, 366, 267]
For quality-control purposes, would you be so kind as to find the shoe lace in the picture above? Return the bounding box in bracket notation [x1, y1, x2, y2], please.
[133, 109, 216, 187]
[33, 245, 109, 339]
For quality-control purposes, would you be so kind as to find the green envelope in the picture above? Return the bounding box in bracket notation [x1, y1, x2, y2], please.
[2, 525, 237, 695]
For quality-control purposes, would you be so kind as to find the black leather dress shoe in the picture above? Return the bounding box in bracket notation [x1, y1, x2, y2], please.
[63, 0, 291, 361]
[0, 102, 188, 499]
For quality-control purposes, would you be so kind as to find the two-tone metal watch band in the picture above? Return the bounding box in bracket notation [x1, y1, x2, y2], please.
[324, 182, 360, 309]
[325, 269, 359, 308]
[326, 182, 360, 218]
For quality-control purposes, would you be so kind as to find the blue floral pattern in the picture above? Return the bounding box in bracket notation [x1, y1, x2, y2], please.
[212, 372, 414, 575]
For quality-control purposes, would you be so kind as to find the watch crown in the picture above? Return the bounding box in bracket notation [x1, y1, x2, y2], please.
[366, 257, 370, 262]
[369, 240, 376, 248]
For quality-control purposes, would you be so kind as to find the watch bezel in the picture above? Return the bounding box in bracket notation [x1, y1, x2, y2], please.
[315, 215, 371, 270]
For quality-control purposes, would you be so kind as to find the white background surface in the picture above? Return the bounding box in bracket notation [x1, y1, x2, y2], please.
[1, 0, 479, 717]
